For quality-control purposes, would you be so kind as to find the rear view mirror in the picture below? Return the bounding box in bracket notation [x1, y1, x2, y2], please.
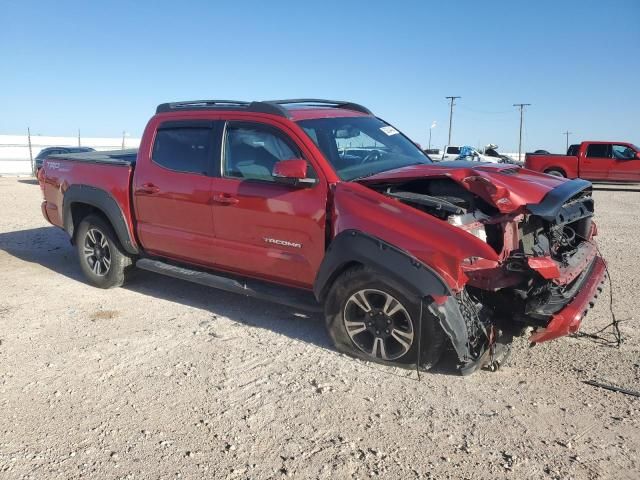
[335, 127, 360, 139]
[272, 159, 316, 186]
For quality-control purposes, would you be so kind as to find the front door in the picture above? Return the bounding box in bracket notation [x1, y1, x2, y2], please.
[209, 120, 328, 288]
[133, 121, 219, 266]
[608, 144, 640, 182]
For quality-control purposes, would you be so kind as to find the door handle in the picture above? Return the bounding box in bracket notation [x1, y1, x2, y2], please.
[211, 193, 239, 205]
[136, 183, 160, 194]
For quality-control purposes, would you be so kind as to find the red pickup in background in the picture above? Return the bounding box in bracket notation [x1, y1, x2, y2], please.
[525, 141, 640, 181]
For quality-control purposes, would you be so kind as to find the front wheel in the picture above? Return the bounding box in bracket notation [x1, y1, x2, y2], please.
[76, 214, 132, 289]
[324, 266, 446, 369]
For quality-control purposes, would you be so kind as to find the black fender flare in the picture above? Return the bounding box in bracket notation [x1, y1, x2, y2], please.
[526, 178, 591, 221]
[314, 230, 474, 362]
[62, 184, 139, 255]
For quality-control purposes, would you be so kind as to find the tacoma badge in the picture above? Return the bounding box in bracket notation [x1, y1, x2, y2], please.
[263, 237, 302, 249]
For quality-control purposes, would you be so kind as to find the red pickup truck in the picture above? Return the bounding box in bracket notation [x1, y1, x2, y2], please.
[525, 141, 640, 181]
[39, 99, 607, 374]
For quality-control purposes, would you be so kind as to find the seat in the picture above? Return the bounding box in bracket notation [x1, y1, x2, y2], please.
[229, 141, 279, 180]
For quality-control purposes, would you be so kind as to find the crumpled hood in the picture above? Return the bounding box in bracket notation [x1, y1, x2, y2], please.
[358, 161, 577, 213]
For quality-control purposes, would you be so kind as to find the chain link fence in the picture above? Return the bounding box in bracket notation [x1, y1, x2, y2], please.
[0, 133, 140, 175]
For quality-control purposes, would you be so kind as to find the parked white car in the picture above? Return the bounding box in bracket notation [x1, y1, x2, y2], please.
[436, 145, 519, 164]
[436, 145, 497, 163]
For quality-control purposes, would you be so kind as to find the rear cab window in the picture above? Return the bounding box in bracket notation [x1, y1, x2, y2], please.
[152, 123, 215, 175]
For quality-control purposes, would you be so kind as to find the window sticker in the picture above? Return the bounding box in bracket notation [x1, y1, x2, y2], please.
[380, 126, 399, 136]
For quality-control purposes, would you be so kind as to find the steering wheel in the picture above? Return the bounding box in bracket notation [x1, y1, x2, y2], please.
[361, 150, 382, 164]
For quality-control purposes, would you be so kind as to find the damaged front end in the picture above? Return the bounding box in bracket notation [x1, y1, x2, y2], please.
[368, 171, 607, 372]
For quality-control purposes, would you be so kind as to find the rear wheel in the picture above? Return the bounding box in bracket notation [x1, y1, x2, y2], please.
[76, 214, 132, 289]
[545, 169, 565, 178]
[324, 266, 446, 369]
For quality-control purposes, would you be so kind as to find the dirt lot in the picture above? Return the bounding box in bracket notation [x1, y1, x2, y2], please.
[0, 177, 638, 479]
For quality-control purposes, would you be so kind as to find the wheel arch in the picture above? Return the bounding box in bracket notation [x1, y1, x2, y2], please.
[63, 185, 139, 255]
[315, 230, 476, 362]
[544, 167, 567, 177]
[314, 230, 450, 301]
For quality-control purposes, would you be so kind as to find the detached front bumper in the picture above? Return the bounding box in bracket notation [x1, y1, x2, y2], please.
[529, 255, 607, 343]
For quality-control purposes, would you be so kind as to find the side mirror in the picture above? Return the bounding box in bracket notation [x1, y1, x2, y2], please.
[636, 151, 640, 160]
[272, 159, 316, 186]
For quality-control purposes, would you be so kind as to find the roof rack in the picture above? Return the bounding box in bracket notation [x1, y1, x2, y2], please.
[155, 98, 373, 117]
[266, 98, 373, 115]
[155, 100, 290, 118]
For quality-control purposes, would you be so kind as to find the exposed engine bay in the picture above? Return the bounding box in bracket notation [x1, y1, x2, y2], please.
[370, 176, 598, 366]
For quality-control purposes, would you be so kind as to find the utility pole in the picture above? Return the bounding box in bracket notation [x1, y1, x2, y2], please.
[513, 103, 531, 162]
[445, 96, 460, 146]
[78, 129, 81, 147]
[428, 121, 436, 150]
[27, 127, 34, 174]
[562, 131, 572, 152]
[122, 131, 126, 150]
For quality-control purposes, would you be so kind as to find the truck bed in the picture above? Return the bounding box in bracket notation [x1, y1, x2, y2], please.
[40, 149, 138, 251]
[525, 153, 578, 177]
[49, 148, 138, 166]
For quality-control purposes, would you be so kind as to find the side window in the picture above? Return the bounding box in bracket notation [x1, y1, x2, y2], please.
[224, 123, 315, 181]
[612, 144, 635, 160]
[446, 146, 460, 155]
[152, 127, 212, 174]
[586, 144, 611, 158]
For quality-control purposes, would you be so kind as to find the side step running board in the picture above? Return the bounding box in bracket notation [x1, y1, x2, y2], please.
[136, 258, 322, 313]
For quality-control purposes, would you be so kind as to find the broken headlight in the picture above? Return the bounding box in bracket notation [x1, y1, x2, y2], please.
[448, 212, 489, 243]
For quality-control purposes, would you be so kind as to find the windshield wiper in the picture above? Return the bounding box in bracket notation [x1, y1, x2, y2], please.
[350, 162, 427, 181]
[350, 171, 383, 181]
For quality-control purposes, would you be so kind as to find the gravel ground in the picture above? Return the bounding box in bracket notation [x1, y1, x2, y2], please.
[0, 177, 638, 479]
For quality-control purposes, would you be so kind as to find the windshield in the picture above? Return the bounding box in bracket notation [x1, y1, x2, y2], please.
[297, 116, 431, 180]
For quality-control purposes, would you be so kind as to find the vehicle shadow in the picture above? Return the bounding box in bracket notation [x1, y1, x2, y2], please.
[0, 226, 462, 377]
[0, 226, 332, 349]
[592, 186, 640, 193]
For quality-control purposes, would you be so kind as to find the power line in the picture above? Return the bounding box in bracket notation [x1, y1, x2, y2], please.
[513, 103, 531, 162]
[457, 105, 513, 115]
[445, 96, 461, 146]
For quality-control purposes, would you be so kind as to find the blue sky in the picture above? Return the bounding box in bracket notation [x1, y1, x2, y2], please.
[1, 0, 638, 152]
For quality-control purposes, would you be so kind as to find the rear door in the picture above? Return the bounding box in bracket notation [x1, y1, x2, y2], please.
[608, 144, 640, 181]
[133, 120, 220, 266]
[209, 119, 328, 288]
[581, 143, 614, 181]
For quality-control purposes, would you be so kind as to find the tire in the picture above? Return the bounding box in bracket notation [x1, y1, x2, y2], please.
[324, 265, 446, 370]
[75, 214, 132, 289]
[545, 169, 565, 178]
